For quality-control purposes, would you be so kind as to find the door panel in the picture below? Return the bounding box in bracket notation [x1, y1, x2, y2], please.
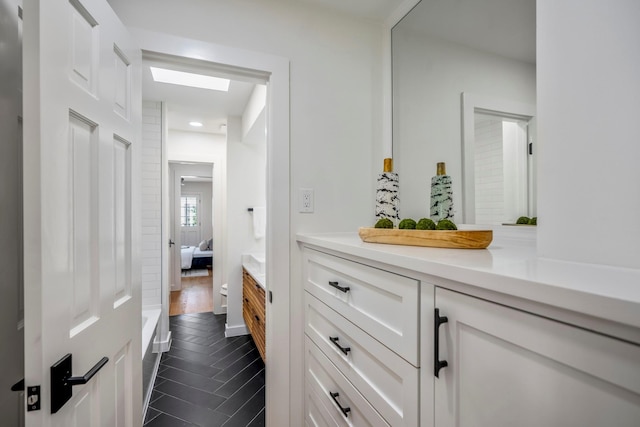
[435, 288, 640, 427]
[23, 0, 141, 424]
[0, 0, 23, 425]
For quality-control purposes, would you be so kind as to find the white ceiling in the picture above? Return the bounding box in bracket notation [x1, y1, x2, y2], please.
[394, 0, 536, 64]
[141, 58, 256, 135]
[141, 0, 534, 134]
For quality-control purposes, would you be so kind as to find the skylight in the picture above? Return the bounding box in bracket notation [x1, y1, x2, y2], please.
[150, 67, 230, 92]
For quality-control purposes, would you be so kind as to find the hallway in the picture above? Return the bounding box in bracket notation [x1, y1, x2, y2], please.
[144, 312, 265, 426]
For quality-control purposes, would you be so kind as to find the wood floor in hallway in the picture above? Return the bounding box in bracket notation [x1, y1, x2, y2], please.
[170, 269, 214, 316]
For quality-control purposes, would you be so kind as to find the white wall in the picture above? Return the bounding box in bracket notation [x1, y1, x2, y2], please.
[242, 84, 266, 144]
[474, 117, 504, 224]
[141, 101, 163, 307]
[225, 116, 267, 335]
[181, 181, 213, 243]
[167, 129, 226, 163]
[537, 0, 640, 269]
[392, 29, 536, 222]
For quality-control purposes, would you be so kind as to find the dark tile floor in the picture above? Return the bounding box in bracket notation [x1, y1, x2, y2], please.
[144, 312, 265, 427]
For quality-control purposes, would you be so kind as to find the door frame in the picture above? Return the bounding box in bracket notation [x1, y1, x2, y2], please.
[132, 29, 291, 427]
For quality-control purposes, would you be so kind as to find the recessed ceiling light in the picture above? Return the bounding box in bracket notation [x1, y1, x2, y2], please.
[189, 121, 203, 127]
[150, 66, 230, 91]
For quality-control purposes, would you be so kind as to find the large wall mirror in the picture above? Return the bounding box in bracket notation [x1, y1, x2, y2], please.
[392, 0, 536, 225]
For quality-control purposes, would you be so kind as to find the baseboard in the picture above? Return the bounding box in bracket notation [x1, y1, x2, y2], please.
[153, 330, 172, 353]
[225, 323, 248, 338]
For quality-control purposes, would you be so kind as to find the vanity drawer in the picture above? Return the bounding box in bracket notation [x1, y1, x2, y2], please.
[243, 268, 266, 361]
[305, 336, 390, 427]
[303, 249, 419, 364]
[305, 293, 419, 426]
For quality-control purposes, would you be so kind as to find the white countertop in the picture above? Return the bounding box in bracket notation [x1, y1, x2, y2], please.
[297, 232, 640, 331]
[242, 253, 266, 289]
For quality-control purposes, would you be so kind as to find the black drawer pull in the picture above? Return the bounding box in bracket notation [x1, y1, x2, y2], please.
[254, 315, 260, 322]
[328, 281, 350, 293]
[329, 336, 351, 355]
[434, 308, 448, 378]
[329, 391, 351, 417]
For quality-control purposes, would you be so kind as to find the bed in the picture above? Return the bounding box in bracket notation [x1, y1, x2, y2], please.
[181, 245, 213, 270]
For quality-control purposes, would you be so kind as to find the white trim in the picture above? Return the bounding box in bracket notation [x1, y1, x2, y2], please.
[128, 29, 290, 427]
[461, 92, 535, 223]
[153, 330, 172, 353]
[224, 323, 249, 338]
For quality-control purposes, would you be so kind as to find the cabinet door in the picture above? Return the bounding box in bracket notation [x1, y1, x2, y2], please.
[434, 288, 640, 427]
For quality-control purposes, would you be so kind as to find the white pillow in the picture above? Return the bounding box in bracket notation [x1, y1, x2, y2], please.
[198, 240, 208, 251]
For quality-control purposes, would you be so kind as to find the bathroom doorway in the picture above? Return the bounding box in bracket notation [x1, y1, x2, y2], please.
[142, 52, 269, 320]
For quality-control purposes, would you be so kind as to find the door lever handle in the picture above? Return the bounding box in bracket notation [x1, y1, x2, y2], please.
[169, 239, 175, 247]
[51, 354, 109, 413]
[66, 357, 109, 386]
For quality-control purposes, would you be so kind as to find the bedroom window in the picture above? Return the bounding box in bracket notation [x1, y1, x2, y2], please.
[180, 196, 199, 227]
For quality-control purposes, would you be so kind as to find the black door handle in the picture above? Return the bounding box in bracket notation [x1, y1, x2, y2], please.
[434, 308, 448, 378]
[169, 239, 175, 247]
[51, 354, 109, 413]
[11, 378, 24, 392]
[329, 336, 351, 355]
[328, 281, 350, 293]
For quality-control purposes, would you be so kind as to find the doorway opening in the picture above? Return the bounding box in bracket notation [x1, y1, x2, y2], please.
[169, 162, 215, 316]
[473, 111, 532, 225]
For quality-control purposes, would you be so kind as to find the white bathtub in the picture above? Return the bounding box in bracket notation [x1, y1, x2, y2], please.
[142, 307, 161, 419]
[142, 308, 161, 358]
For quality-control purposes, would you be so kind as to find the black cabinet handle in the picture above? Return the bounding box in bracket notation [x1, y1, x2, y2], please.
[434, 308, 448, 378]
[328, 281, 350, 293]
[329, 336, 351, 355]
[51, 354, 108, 413]
[329, 391, 351, 417]
[254, 314, 260, 323]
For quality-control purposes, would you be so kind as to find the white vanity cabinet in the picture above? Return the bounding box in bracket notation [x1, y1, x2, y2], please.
[299, 234, 640, 427]
[302, 247, 425, 427]
[434, 288, 640, 427]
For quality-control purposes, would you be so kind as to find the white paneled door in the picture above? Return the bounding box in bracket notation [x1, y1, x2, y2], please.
[23, 0, 142, 425]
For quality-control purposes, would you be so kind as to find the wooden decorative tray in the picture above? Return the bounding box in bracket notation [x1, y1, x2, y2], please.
[358, 227, 493, 249]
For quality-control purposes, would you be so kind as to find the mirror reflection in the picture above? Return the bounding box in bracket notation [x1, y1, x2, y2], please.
[392, 0, 536, 225]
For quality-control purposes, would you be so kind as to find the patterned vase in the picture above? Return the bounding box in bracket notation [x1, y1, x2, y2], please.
[430, 162, 454, 222]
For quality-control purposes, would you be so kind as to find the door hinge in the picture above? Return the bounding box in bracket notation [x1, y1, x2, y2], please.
[528, 142, 533, 155]
[27, 385, 41, 411]
[268, 290, 273, 303]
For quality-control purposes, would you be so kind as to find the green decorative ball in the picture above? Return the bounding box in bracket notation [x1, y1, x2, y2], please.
[416, 218, 436, 230]
[516, 216, 530, 224]
[374, 218, 394, 229]
[436, 219, 458, 230]
[398, 218, 417, 229]
[528, 217, 537, 225]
